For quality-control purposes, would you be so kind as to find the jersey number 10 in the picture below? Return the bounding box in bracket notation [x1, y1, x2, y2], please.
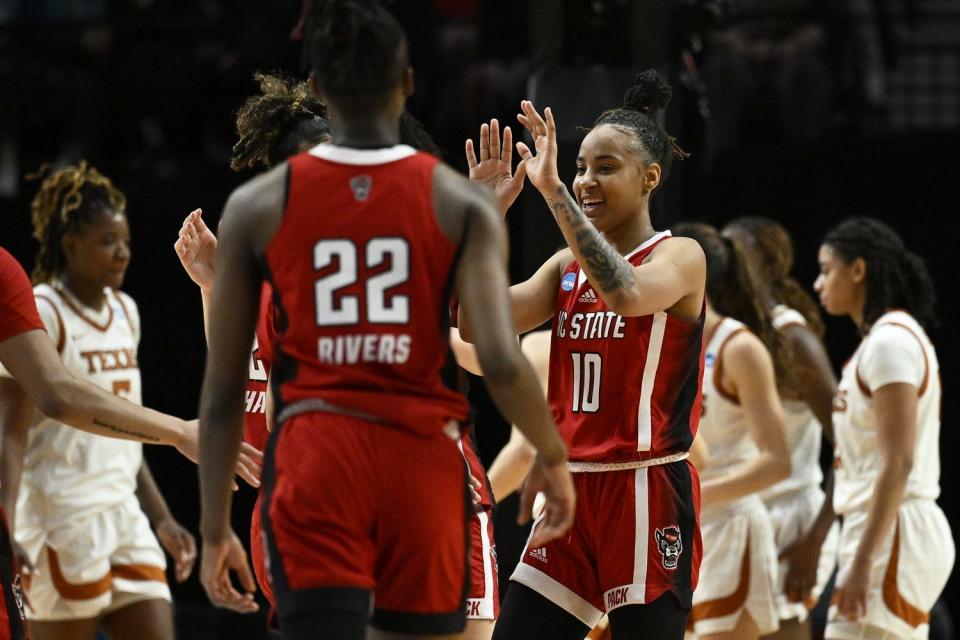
[571, 352, 602, 413]
[313, 238, 410, 326]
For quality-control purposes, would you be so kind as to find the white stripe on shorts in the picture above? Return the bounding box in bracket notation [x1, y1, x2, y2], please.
[633, 468, 649, 596]
[636, 312, 666, 452]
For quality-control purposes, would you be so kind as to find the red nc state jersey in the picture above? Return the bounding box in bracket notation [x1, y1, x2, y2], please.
[548, 231, 705, 462]
[243, 283, 277, 452]
[263, 144, 468, 435]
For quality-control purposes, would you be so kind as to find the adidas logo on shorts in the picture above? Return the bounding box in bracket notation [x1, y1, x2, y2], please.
[528, 547, 548, 563]
[578, 289, 598, 304]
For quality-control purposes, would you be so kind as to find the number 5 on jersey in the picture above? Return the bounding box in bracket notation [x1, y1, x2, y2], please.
[571, 352, 602, 413]
[314, 238, 410, 326]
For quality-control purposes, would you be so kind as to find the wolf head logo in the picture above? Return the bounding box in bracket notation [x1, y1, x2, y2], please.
[655, 526, 683, 570]
[350, 175, 373, 201]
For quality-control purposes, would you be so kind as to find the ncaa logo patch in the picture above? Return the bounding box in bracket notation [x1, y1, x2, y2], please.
[704, 353, 715, 368]
[561, 272, 576, 292]
[350, 175, 373, 201]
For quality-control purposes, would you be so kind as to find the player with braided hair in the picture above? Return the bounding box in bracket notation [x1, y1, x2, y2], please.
[815, 218, 953, 640]
[672, 222, 790, 640]
[197, 1, 574, 638]
[0, 162, 259, 640]
[723, 217, 840, 640]
[462, 70, 705, 639]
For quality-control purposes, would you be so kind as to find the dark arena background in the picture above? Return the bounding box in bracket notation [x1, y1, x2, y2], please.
[1, 1, 957, 638]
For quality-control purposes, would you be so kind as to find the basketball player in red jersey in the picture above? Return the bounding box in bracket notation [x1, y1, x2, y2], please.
[177, 75, 499, 636]
[196, 2, 574, 638]
[462, 70, 706, 639]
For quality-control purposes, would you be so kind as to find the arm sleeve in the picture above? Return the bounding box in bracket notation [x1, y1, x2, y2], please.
[858, 325, 925, 392]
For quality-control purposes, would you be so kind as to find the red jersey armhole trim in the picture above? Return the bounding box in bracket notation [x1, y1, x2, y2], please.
[34, 294, 65, 354]
[714, 326, 750, 406]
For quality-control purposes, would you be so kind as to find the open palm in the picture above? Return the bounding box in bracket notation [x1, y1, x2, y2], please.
[465, 118, 527, 215]
[515, 101, 561, 193]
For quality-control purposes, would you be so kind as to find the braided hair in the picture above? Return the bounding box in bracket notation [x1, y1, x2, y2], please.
[725, 216, 825, 337]
[232, 72, 331, 171]
[822, 217, 937, 330]
[675, 222, 793, 392]
[28, 162, 126, 284]
[302, 0, 407, 106]
[591, 70, 688, 186]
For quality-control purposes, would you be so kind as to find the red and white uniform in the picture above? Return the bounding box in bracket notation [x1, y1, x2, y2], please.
[513, 231, 704, 626]
[0, 248, 38, 640]
[827, 311, 954, 639]
[261, 144, 469, 633]
[246, 284, 277, 609]
[459, 432, 498, 621]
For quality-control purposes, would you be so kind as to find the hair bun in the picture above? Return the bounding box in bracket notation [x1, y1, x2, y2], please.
[623, 70, 672, 114]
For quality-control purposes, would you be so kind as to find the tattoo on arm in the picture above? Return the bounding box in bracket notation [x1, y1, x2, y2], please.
[546, 186, 636, 293]
[93, 418, 161, 443]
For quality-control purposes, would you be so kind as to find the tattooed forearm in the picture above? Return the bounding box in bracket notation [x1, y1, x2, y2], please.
[93, 418, 162, 443]
[546, 186, 636, 293]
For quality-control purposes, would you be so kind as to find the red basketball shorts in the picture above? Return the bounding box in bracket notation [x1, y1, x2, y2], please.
[0, 507, 26, 640]
[466, 508, 499, 620]
[511, 460, 701, 627]
[249, 492, 274, 608]
[262, 412, 470, 635]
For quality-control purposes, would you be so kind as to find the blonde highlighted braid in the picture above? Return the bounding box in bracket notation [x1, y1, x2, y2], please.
[28, 161, 126, 284]
[231, 72, 330, 171]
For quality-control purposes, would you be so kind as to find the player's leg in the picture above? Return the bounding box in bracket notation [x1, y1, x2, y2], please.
[606, 593, 689, 640]
[698, 611, 761, 640]
[27, 618, 100, 640]
[463, 619, 494, 640]
[491, 583, 589, 640]
[99, 598, 173, 640]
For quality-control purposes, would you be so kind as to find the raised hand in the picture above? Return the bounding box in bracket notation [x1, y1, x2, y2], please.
[465, 118, 528, 215]
[156, 517, 198, 582]
[515, 101, 561, 193]
[174, 208, 218, 291]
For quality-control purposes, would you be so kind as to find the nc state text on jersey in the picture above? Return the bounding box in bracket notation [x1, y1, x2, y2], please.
[555, 311, 627, 340]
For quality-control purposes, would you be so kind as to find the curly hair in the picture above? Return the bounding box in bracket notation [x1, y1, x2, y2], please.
[231, 72, 331, 171]
[28, 161, 126, 284]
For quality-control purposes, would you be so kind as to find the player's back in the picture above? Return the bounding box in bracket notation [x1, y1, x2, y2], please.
[264, 144, 468, 435]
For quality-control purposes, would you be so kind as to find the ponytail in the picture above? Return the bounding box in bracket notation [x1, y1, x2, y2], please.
[675, 222, 793, 391]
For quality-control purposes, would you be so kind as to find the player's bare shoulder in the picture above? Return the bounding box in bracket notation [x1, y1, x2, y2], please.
[220, 162, 290, 255]
[430, 162, 498, 245]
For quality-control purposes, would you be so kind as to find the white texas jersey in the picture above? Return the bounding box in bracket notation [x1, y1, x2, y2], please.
[18, 283, 143, 530]
[699, 317, 763, 516]
[833, 310, 942, 515]
[761, 305, 823, 501]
